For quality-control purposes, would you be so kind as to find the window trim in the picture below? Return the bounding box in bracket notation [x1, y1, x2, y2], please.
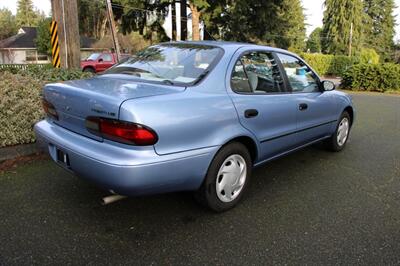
[228, 49, 291, 96]
[273, 51, 323, 94]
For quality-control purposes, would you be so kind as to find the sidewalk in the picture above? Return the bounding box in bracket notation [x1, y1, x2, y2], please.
[0, 143, 40, 163]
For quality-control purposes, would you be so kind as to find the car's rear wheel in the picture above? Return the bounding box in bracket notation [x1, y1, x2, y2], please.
[325, 111, 351, 152]
[195, 142, 252, 212]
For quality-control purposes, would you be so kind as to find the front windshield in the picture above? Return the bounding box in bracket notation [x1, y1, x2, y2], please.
[105, 43, 223, 85]
[87, 53, 100, 61]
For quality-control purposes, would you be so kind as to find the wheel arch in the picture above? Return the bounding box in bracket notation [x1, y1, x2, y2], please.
[83, 66, 95, 72]
[223, 135, 259, 164]
[343, 106, 354, 125]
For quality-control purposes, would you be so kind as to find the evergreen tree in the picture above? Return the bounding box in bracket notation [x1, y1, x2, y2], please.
[275, 0, 306, 52]
[35, 17, 52, 55]
[0, 8, 18, 40]
[363, 0, 396, 61]
[203, 0, 306, 49]
[78, 0, 108, 39]
[16, 0, 37, 27]
[322, 0, 363, 55]
[306, 27, 323, 53]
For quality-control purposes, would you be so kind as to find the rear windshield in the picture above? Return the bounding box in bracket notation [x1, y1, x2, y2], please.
[105, 43, 223, 85]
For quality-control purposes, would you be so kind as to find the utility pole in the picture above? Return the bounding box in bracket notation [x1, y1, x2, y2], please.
[106, 0, 121, 62]
[349, 22, 353, 57]
[51, 0, 80, 69]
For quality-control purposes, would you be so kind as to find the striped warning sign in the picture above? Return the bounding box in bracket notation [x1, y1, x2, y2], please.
[50, 21, 60, 68]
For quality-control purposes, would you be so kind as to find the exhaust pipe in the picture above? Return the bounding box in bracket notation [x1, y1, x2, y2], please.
[101, 194, 127, 205]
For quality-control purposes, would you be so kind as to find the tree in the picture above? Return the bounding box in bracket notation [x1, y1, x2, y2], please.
[115, 0, 170, 42]
[16, 0, 38, 27]
[78, 0, 108, 39]
[306, 27, 323, 53]
[35, 17, 52, 55]
[275, 0, 306, 52]
[322, 0, 363, 55]
[202, 0, 306, 50]
[0, 8, 18, 40]
[188, 0, 209, 41]
[363, 0, 396, 61]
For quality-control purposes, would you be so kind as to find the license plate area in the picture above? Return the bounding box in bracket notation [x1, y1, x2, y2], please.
[56, 148, 70, 167]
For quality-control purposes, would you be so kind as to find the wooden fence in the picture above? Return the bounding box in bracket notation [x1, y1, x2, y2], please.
[0, 64, 50, 70]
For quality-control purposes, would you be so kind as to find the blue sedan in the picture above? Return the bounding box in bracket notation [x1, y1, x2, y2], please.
[35, 42, 354, 212]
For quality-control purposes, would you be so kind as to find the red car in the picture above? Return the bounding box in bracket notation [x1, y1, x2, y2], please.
[81, 52, 129, 73]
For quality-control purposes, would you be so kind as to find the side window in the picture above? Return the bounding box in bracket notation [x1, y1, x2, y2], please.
[276, 53, 320, 93]
[231, 52, 285, 94]
[100, 54, 113, 62]
[231, 60, 252, 93]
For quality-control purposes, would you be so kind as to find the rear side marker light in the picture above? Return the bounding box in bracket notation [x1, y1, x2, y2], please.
[85, 117, 158, 146]
[42, 98, 59, 120]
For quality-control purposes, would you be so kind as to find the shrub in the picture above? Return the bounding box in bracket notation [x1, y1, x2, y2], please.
[0, 72, 45, 147]
[342, 63, 400, 92]
[301, 53, 360, 76]
[0, 64, 93, 82]
[0, 68, 93, 147]
[359, 48, 380, 64]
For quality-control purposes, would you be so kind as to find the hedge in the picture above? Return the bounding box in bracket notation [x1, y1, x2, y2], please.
[301, 53, 360, 77]
[0, 64, 92, 82]
[0, 68, 93, 147]
[341, 63, 400, 92]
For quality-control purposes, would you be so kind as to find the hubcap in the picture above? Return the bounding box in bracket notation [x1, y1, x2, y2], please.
[216, 154, 247, 203]
[337, 117, 349, 146]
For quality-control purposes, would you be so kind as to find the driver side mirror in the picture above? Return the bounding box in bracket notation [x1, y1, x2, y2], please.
[322, 80, 335, 91]
[98, 58, 103, 63]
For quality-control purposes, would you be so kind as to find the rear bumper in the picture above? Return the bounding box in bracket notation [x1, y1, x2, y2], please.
[34, 120, 219, 196]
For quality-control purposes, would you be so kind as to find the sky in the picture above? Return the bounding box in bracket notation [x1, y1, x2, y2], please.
[1, 0, 400, 42]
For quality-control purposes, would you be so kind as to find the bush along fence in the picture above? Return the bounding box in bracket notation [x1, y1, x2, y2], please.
[301, 53, 360, 77]
[0, 67, 93, 148]
[300, 48, 380, 77]
[342, 63, 400, 92]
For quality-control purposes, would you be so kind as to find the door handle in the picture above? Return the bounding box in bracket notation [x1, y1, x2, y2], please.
[244, 109, 259, 118]
[299, 103, 308, 111]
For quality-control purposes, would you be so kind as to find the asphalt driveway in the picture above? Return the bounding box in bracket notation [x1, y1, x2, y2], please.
[0, 93, 399, 265]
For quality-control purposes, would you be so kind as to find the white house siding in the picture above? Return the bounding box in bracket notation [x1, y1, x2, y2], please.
[0, 50, 26, 64]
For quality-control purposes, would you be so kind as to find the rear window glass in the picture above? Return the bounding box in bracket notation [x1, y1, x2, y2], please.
[105, 43, 223, 85]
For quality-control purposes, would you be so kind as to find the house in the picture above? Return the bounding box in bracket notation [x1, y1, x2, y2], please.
[0, 27, 105, 64]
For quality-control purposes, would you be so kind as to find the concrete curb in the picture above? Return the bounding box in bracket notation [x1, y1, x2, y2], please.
[0, 143, 42, 163]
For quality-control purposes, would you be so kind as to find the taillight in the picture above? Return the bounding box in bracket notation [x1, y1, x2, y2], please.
[85, 117, 158, 146]
[42, 98, 58, 120]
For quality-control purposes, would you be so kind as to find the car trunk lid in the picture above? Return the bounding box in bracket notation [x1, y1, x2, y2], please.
[43, 76, 185, 140]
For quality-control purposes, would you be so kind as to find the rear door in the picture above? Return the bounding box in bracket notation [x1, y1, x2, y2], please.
[97, 53, 114, 72]
[274, 52, 338, 145]
[227, 49, 299, 162]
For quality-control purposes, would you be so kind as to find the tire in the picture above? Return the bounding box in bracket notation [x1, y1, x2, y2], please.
[83, 67, 95, 73]
[325, 111, 351, 152]
[195, 142, 252, 212]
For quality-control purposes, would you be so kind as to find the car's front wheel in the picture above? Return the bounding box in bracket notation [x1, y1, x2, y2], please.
[325, 111, 351, 152]
[195, 142, 252, 212]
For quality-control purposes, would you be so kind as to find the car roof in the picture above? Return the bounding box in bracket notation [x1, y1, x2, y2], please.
[159, 41, 297, 56]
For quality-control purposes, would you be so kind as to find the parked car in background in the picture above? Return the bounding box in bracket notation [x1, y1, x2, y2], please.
[80, 52, 130, 73]
[35, 42, 355, 212]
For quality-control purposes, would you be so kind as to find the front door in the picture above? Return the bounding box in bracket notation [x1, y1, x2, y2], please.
[275, 53, 338, 145]
[228, 50, 299, 162]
